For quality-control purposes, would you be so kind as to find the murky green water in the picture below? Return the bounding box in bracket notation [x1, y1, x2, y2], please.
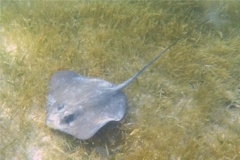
[1, 1, 240, 159]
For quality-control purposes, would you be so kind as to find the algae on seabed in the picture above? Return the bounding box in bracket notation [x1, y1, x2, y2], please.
[0, 1, 240, 159]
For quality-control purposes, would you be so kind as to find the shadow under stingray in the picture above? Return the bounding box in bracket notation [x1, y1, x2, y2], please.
[50, 121, 125, 157]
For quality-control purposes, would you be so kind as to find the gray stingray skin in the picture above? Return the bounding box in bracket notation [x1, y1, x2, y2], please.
[46, 71, 126, 140]
[46, 19, 209, 140]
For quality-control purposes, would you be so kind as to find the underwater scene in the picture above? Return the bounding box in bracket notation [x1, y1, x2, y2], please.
[1, 1, 240, 159]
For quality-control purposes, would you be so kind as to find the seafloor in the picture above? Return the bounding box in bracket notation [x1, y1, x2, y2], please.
[0, 1, 240, 159]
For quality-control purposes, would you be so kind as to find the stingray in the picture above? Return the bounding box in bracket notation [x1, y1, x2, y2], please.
[46, 19, 209, 140]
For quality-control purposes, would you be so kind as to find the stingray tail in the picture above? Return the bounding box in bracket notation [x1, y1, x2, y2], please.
[113, 18, 211, 92]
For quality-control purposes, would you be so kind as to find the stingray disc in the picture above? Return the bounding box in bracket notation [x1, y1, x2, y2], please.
[46, 71, 126, 140]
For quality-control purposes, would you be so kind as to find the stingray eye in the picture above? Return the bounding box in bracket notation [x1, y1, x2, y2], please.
[61, 113, 76, 124]
[57, 104, 65, 111]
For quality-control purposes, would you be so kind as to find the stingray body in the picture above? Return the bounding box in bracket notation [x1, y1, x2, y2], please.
[46, 71, 126, 139]
[46, 19, 209, 140]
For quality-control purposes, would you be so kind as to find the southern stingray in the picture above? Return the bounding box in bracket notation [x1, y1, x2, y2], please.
[46, 19, 209, 140]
